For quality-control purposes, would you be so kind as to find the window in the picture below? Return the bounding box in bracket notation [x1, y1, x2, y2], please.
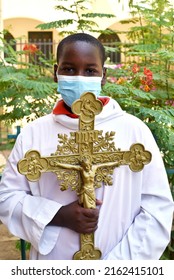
[98, 31, 121, 64]
[28, 31, 53, 62]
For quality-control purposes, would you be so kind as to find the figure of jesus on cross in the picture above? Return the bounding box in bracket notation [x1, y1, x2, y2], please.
[54, 157, 119, 209]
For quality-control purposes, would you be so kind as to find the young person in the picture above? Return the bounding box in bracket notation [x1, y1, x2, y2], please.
[0, 33, 173, 260]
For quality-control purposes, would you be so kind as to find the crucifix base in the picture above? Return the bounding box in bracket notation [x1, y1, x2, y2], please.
[73, 233, 101, 260]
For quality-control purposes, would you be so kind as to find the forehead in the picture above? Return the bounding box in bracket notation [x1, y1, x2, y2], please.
[58, 41, 102, 66]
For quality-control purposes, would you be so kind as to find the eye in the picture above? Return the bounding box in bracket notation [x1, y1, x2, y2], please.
[59, 67, 75, 75]
[85, 68, 98, 76]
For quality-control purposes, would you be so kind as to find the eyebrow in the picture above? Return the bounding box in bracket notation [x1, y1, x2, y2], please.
[60, 62, 99, 67]
[85, 63, 99, 67]
[60, 62, 74, 66]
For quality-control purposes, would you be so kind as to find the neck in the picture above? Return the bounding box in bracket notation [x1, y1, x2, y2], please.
[64, 102, 73, 113]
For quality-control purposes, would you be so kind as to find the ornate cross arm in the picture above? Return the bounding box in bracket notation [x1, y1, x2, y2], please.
[18, 143, 151, 182]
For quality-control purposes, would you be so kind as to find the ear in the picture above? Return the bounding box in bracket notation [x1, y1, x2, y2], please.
[54, 64, 58, 82]
[101, 67, 107, 86]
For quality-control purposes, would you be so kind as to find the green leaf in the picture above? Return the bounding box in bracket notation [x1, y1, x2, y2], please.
[54, 5, 76, 14]
[82, 13, 115, 18]
[36, 19, 74, 30]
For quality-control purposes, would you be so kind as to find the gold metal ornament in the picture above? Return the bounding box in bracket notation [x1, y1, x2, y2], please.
[17, 91, 152, 260]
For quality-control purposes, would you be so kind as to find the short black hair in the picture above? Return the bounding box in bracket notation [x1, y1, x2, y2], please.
[57, 33, 106, 66]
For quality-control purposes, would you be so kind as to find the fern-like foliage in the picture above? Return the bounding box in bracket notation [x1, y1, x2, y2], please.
[0, 65, 57, 123]
[36, 0, 115, 35]
[0, 45, 57, 124]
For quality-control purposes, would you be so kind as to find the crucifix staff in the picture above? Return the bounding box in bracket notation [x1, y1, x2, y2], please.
[17, 92, 152, 260]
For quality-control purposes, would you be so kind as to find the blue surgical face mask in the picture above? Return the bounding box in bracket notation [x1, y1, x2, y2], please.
[57, 75, 102, 107]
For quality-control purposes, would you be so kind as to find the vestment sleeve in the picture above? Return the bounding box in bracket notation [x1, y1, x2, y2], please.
[103, 127, 174, 260]
[0, 134, 62, 255]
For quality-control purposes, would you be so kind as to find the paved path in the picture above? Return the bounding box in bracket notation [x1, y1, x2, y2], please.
[0, 152, 22, 260]
[0, 223, 21, 260]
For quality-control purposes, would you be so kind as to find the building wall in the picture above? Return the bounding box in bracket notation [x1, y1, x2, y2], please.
[4, 17, 59, 42]
[2, 0, 130, 41]
[3, 1, 168, 64]
[4, 17, 60, 59]
[2, 0, 174, 41]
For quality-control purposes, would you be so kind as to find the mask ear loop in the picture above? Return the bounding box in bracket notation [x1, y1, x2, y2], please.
[101, 67, 107, 86]
[54, 64, 58, 82]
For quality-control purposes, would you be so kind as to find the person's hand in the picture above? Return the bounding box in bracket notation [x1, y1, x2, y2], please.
[49, 200, 102, 234]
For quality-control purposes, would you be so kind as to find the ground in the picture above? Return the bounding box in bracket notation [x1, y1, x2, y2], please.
[0, 152, 22, 260]
[0, 223, 24, 260]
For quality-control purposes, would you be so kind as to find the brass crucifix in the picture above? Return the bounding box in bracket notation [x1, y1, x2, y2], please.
[17, 92, 152, 260]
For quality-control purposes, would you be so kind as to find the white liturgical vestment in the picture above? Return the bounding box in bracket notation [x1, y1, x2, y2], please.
[0, 97, 173, 259]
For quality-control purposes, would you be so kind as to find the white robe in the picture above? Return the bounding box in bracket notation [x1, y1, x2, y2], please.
[0, 98, 173, 260]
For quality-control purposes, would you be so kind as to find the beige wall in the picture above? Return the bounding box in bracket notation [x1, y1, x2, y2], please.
[4, 17, 59, 41]
[109, 19, 137, 42]
[2, 0, 131, 42]
[4, 16, 133, 43]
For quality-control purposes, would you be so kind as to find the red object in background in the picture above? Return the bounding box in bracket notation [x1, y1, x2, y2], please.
[23, 44, 38, 54]
[132, 63, 140, 74]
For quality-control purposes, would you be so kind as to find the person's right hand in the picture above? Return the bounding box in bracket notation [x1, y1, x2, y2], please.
[48, 200, 102, 234]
